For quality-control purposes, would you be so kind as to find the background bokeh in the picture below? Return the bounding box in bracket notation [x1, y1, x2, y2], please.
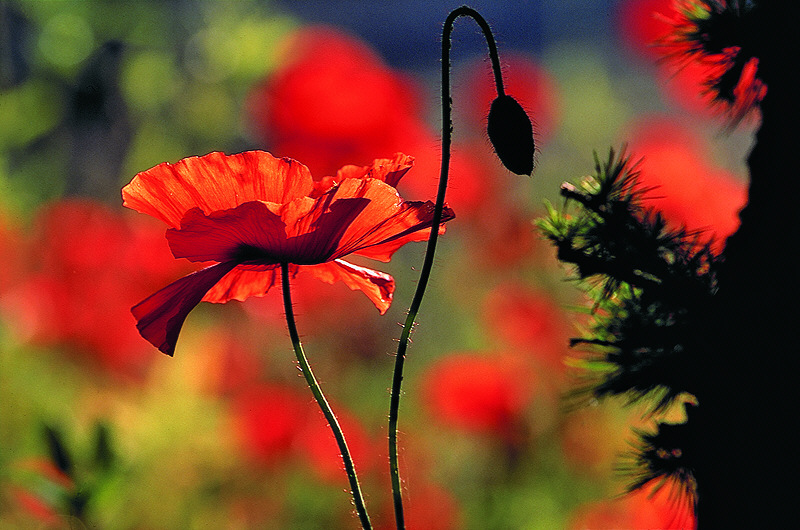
[0, 1, 751, 528]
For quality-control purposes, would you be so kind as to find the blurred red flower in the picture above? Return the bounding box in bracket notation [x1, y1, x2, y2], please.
[624, 117, 747, 250]
[0, 200, 186, 375]
[483, 283, 572, 375]
[231, 382, 375, 483]
[231, 383, 312, 467]
[376, 482, 461, 530]
[296, 406, 375, 484]
[568, 484, 695, 530]
[619, 0, 765, 122]
[420, 352, 534, 441]
[247, 26, 425, 178]
[123, 151, 454, 356]
[0, 214, 23, 294]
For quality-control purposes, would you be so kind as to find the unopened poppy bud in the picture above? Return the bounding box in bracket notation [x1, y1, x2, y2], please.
[487, 94, 535, 176]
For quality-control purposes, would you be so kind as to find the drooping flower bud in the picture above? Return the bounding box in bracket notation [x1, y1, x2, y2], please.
[487, 94, 535, 176]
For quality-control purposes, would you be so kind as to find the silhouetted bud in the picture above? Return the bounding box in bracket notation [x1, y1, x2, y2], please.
[487, 94, 535, 176]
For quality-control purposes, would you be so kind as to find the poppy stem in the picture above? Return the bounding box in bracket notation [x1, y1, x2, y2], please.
[280, 262, 372, 530]
[388, 6, 506, 530]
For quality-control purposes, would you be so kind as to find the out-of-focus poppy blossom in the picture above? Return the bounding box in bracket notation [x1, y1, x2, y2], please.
[618, 0, 715, 116]
[231, 382, 374, 484]
[483, 282, 572, 374]
[624, 117, 746, 251]
[186, 327, 266, 396]
[122, 150, 454, 356]
[247, 26, 425, 179]
[0, 199, 186, 375]
[383, 482, 462, 530]
[420, 352, 534, 441]
[619, 0, 765, 123]
[663, 1, 765, 123]
[467, 204, 539, 269]
[230, 383, 312, 467]
[657, 58, 719, 117]
[567, 483, 695, 530]
[296, 406, 375, 484]
[0, 215, 23, 294]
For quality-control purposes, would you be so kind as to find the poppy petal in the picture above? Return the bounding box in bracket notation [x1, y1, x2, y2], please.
[132, 261, 238, 355]
[324, 178, 455, 261]
[122, 151, 314, 228]
[168, 196, 372, 265]
[202, 263, 286, 303]
[333, 153, 415, 188]
[167, 203, 288, 263]
[353, 203, 455, 262]
[305, 260, 394, 314]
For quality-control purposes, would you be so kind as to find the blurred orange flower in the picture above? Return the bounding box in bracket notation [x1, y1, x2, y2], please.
[123, 150, 454, 355]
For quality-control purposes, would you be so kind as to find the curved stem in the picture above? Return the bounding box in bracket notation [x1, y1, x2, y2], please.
[280, 263, 372, 530]
[387, 7, 505, 529]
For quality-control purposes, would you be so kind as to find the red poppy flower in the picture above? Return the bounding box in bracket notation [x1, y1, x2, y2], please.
[231, 383, 312, 466]
[247, 25, 425, 179]
[483, 282, 572, 374]
[623, 117, 747, 250]
[376, 482, 462, 530]
[0, 199, 187, 375]
[122, 150, 454, 356]
[296, 406, 375, 484]
[247, 25, 490, 218]
[420, 352, 534, 441]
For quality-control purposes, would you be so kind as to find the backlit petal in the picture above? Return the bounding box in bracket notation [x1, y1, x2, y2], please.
[333, 153, 415, 188]
[132, 261, 238, 355]
[168, 196, 372, 265]
[167, 203, 287, 263]
[355, 205, 454, 262]
[122, 151, 314, 228]
[324, 178, 456, 261]
[305, 260, 394, 314]
[203, 263, 286, 303]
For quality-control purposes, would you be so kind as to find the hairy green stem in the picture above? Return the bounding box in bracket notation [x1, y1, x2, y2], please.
[387, 7, 505, 529]
[280, 262, 372, 530]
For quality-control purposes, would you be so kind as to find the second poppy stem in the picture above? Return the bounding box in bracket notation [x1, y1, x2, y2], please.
[281, 262, 372, 530]
[388, 6, 505, 530]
